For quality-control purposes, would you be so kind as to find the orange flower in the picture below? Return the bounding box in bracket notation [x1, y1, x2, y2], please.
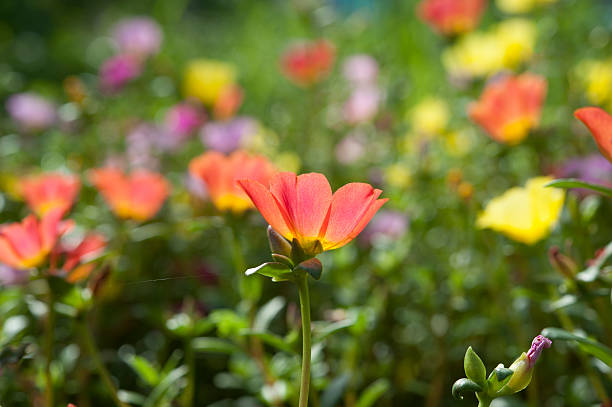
[469, 73, 547, 144]
[574, 107, 612, 163]
[0, 209, 68, 269]
[238, 172, 388, 255]
[89, 168, 170, 221]
[280, 39, 335, 87]
[214, 84, 244, 120]
[52, 233, 106, 283]
[189, 151, 276, 213]
[20, 173, 80, 217]
[418, 0, 486, 36]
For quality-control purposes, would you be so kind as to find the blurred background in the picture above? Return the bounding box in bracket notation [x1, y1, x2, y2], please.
[1, 0, 612, 406]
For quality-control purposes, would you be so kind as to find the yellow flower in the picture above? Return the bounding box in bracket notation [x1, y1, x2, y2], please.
[409, 98, 450, 136]
[496, 0, 557, 14]
[442, 18, 536, 78]
[477, 177, 565, 245]
[274, 152, 301, 173]
[385, 164, 412, 189]
[575, 59, 612, 105]
[444, 128, 475, 156]
[183, 59, 237, 106]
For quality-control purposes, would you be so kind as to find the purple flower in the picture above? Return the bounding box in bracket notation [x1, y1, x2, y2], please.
[0, 265, 28, 286]
[359, 210, 409, 246]
[526, 335, 552, 368]
[99, 54, 142, 93]
[343, 85, 381, 124]
[342, 54, 379, 85]
[559, 154, 612, 185]
[335, 132, 366, 165]
[126, 123, 160, 170]
[164, 103, 205, 141]
[5, 93, 56, 131]
[200, 117, 256, 153]
[112, 17, 162, 57]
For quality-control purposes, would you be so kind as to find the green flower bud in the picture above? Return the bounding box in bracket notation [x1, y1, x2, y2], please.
[267, 226, 293, 258]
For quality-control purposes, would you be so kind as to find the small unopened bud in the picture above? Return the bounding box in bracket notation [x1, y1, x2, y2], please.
[267, 226, 292, 258]
[504, 335, 551, 394]
[548, 246, 577, 279]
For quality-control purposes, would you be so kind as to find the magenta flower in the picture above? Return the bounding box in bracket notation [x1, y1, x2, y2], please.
[200, 117, 256, 153]
[164, 103, 205, 141]
[6, 93, 56, 131]
[342, 54, 379, 85]
[112, 17, 162, 58]
[99, 54, 142, 93]
[526, 335, 552, 368]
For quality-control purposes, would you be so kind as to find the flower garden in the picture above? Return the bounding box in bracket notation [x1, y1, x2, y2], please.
[2, 0, 612, 406]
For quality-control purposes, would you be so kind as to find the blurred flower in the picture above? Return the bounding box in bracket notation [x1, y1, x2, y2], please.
[112, 17, 162, 58]
[189, 151, 276, 213]
[410, 97, 450, 136]
[575, 59, 612, 105]
[385, 164, 412, 189]
[342, 54, 379, 85]
[574, 107, 612, 164]
[359, 210, 408, 246]
[63, 76, 88, 105]
[0, 209, 67, 269]
[89, 168, 170, 221]
[5, 93, 56, 131]
[343, 85, 381, 124]
[238, 172, 387, 255]
[557, 154, 612, 187]
[20, 173, 80, 217]
[52, 232, 106, 283]
[335, 132, 366, 165]
[477, 176, 564, 245]
[201, 117, 256, 153]
[99, 54, 142, 93]
[159, 102, 205, 149]
[183, 59, 237, 106]
[213, 84, 244, 119]
[443, 18, 536, 78]
[280, 39, 335, 86]
[497, 0, 557, 14]
[126, 123, 160, 168]
[0, 264, 28, 286]
[417, 0, 486, 36]
[469, 73, 547, 144]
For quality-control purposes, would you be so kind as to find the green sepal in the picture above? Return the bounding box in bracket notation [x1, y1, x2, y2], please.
[487, 363, 513, 395]
[294, 258, 323, 280]
[464, 346, 487, 388]
[245, 262, 292, 282]
[452, 378, 482, 400]
[271, 253, 293, 267]
[267, 226, 293, 257]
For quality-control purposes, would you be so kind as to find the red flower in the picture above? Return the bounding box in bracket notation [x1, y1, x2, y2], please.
[280, 39, 335, 87]
[20, 173, 80, 217]
[189, 151, 276, 213]
[89, 168, 170, 221]
[0, 209, 69, 269]
[52, 233, 107, 283]
[238, 172, 388, 255]
[574, 107, 612, 164]
[469, 73, 547, 144]
[418, 0, 486, 36]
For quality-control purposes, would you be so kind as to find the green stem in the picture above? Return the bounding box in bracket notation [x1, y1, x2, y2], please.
[45, 277, 55, 407]
[477, 393, 492, 407]
[79, 318, 129, 407]
[183, 338, 195, 407]
[296, 273, 312, 407]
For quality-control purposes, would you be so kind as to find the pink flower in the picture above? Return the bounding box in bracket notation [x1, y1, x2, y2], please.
[335, 132, 367, 165]
[343, 86, 381, 124]
[112, 17, 163, 57]
[164, 103, 205, 140]
[6, 93, 56, 131]
[200, 117, 256, 153]
[99, 54, 142, 93]
[342, 55, 379, 85]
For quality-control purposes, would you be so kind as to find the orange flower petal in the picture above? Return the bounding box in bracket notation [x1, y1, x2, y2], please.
[328, 197, 389, 250]
[295, 173, 332, 239]
[0, 236, 24, 268]
[40, 208, 65, 253]
[238, 179, 294, 239]
[322, 183, 383, 248]
[575, 107, 612, 163]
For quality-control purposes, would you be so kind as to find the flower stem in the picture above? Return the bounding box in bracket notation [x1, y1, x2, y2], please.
[79, 318, 129, 407]
[477, 393, 492, 407]
[296, 273, 312, 407]
[44, 277, 55, 407]
[183, 337, 195, 407]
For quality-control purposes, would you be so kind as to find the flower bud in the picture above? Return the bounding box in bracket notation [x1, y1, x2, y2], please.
[503, 335, 551, 394]
[267, 225, 293, 258]
[548, 246, 578, 279]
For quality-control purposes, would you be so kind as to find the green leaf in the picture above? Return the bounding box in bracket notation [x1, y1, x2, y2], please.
[576, 240, 612, 282]
[313, 318, 357, 341]
[321, 374, 351, 407]
[546, 178, 612, 197]
[240, 330, 297, 354]
[143, 366, 188, 407]
[542, 327, 612, 367]
[253, 296, 286, 332]
[355, 378, 390, 407]
[487, 364, 513, 395]
[452, 378, 482, 400]
[294, 258, 323, 280]
[126, 355, 160, 387]
[245, 262, 292, 281]
[464, 346, 487, 387]
[191, 337, 241, 354]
